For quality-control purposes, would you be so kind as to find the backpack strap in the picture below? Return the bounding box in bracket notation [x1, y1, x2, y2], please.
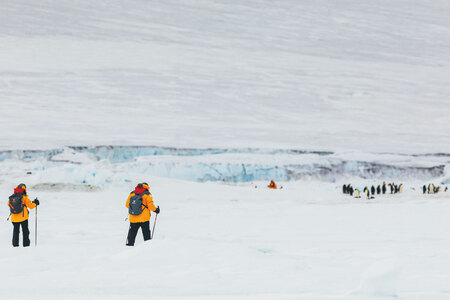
[142, 191, 150, 210]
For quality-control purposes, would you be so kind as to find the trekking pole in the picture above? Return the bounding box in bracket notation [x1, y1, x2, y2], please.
[35, 206, 38, 246]
[151, 210, 158, 239]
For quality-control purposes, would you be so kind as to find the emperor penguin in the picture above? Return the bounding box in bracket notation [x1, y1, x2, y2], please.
[382, 182, 387, 194]
[376, 185, 381, 194]
[354, 189, 361, 198]
[371, 185, 375, 195]
[399, 184, 403, 193]
[363, 187, 370, 199]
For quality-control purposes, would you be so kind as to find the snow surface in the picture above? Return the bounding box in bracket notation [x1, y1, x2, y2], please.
[1, 180, 450, 300]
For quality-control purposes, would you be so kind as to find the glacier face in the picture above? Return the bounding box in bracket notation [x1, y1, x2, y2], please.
[0, 146, 447, 186]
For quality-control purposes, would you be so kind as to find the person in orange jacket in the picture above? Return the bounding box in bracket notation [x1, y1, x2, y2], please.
[7, 183, 39, 247]
[268, 180, 277, 189]
[125, 182, 159, 246]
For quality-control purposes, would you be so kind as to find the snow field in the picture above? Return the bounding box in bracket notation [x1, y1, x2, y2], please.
[1, 179, 450, 299]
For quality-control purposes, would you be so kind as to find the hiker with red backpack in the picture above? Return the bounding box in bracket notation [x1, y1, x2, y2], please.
[7, 183, 39, 247]
[125, 183, 160, 246]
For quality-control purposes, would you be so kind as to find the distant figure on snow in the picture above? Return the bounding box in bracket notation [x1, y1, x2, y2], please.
[354, 189, 361, 198]
[268, 180, 277, 189]
[371, 185, 375, 195]
[125, 183, 160, 246]
[376, 185, 381, 195]
[7, 183, 39, 247]
[423, 185, 427, 194]
[389, 184, 394, 194]
[382, 182, 387, 194]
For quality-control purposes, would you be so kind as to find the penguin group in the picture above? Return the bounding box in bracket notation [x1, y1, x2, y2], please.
[343, 182, 448, 199]
[342, 181, 403, 199]
[388, 183, 403, 194]
[423, 184, 447, 194]
[342, 184, 354, 196]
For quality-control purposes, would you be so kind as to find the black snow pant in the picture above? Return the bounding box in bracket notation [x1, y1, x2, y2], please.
[12, 220, 30, 247]
[126, 221, 151, 246]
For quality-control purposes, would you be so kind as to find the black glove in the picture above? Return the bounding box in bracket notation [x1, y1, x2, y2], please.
[154, 206, 160, 214]
[33, 199, 40, 206]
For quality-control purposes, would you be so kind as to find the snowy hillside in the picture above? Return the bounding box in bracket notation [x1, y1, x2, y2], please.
[1, 0, 450, 153]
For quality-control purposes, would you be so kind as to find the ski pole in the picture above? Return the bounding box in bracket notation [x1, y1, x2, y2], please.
[35, 206, 38, 246]
[151, 210, 158, 239]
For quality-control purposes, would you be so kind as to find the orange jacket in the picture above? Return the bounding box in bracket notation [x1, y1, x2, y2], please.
[268, 181, 277, 189]
[126, 192, 157, 223]
[8, 195, 36, 223]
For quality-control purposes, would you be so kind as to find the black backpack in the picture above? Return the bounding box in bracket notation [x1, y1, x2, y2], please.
[9, 194, 24, 214]
[128, 192, 149, 216]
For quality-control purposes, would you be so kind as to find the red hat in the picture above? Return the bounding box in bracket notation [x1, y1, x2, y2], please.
[14, 183, 27, 194]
